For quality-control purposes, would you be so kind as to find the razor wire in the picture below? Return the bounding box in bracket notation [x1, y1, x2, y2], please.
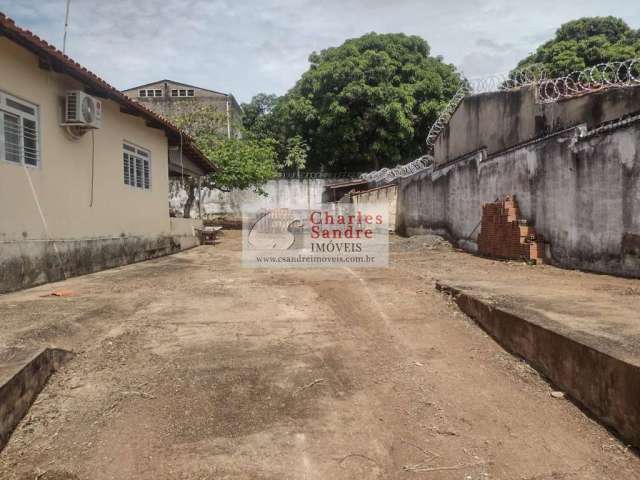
[536, 58, 640, 103]
[424, 84, 469, 151]
[361, 58, 640, 185]
[360, 155, 433, 184]
[425, 64, 548, 151]
[467, 64, 549, 94]
[363, 66, 545, 184]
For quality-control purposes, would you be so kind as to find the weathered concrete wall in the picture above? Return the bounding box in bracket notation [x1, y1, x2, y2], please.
[352, 185, 398, 231]
[169, 217, 202, 237]
[169, 217, 202, 250]
[398, 120, 640, 277]
[435, 85, 640, 167]
[0, 235, 186, 294]
[170, 178, 339, 220]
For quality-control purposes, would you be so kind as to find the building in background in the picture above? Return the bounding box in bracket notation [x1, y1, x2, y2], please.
[123, 80, 243, 138]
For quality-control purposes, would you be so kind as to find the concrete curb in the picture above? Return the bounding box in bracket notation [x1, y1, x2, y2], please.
[0, 347, 75, 450]
[436, 281, 640, 448]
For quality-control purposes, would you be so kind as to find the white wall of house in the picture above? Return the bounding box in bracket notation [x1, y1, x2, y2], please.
[0, 37, 170, 243]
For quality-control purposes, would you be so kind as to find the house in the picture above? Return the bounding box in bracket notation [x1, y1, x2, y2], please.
[0, 12, 216, 294]
[123, 80, 243, 138]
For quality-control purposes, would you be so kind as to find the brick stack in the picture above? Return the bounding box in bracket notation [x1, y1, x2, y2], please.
[477, 195, 545, 263]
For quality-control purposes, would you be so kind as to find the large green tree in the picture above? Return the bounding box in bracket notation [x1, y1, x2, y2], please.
[514, 16, 640, 78]
[271, 33, 461, 173]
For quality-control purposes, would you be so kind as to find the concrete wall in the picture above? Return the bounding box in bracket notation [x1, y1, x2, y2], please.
[169, 218, 202, 250]
[435, 85, 640, 167]
[170, 178, 339, 220]
[0, 38, 186, 293]
[352, 185, 398, 231]
[397, 121, 640, 277]
[170, 217, 202, 237]
[0, 236, 183, 293]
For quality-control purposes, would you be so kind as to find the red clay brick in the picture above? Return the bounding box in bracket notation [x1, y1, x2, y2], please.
[477, 195, 546, 263]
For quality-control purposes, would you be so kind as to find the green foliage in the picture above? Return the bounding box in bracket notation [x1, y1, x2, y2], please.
[243, 33, 461, 173]
[286, 33, 461, 172]
[241, 93, 279, 138]
[198, 136, 280, 194]
[514, 17, 640, 78]
[283, 135, 309, 171]
[241, 94, 310, 174]
[173, 104, 279, 195]
[172, 103, 229, 138]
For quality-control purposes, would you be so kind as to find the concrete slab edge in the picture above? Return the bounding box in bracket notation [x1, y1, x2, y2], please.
[0, 347, 75, 451]
[436, 281, 640, 448]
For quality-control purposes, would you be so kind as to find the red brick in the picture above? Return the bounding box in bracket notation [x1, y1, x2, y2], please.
[478, 194, 546, 263]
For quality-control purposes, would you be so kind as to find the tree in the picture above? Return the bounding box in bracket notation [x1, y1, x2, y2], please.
[197, 136, 280, 194]
[241, 93, 279, 137]
[273, 33, 462, 173]
[172, 104, 280, 217]
[241, 94, 310, 175]
[172, 103, 230, 138]
[513, 17, 640, 78]
[283, 135, 309, 172]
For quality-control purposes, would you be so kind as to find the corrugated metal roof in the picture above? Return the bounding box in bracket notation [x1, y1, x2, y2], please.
[324, 179, 368, 189]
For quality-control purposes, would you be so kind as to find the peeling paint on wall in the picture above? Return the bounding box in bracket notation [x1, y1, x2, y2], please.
[397, 122, 640, 278]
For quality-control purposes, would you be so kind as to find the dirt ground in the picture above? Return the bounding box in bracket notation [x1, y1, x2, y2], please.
[1, 231, 639, 480]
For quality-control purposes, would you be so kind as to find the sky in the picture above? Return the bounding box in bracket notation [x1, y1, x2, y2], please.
[1, 1, 639, 103]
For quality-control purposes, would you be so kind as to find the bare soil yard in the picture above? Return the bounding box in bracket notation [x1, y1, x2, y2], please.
[0, 231, 639, 479]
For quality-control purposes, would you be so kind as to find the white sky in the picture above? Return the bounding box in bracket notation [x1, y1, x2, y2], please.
[1, 0, 639, 103]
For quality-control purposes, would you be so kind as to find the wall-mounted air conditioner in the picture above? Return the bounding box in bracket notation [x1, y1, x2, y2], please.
[63, 90, 102, 129]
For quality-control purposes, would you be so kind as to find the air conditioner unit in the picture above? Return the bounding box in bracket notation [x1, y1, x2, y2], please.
[64, 91, 102, 128]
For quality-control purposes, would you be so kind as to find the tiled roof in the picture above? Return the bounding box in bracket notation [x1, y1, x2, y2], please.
[0, 12, 216, 174]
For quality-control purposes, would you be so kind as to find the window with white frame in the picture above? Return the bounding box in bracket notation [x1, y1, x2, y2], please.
[0, 91, 39, 167]
[171, 89, 194, 97]
[123, 143, 151, 190]
[139, 89, 162, 97]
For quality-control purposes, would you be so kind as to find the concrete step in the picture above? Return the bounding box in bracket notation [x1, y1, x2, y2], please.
[0, 347, 74, 450]
[436, 281, 640, 448]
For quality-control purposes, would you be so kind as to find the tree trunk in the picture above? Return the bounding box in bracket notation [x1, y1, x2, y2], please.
[183, 182, 195, 219]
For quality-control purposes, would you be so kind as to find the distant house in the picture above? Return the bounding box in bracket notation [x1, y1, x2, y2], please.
[0, 13, 216, 293]
[123, 80, 243, 138]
